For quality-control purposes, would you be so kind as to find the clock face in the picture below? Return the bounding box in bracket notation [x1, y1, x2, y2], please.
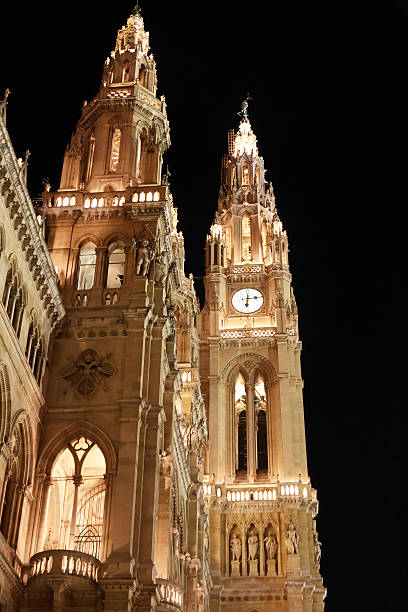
[232, 288, 264, 314]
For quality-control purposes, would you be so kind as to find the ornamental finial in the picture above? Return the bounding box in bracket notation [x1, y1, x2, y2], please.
[132, 2, 142, 16]
[238, 93, 253, 122]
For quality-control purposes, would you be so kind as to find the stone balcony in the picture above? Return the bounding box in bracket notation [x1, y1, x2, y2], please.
[41, 184, 168, 212]
[23, 549, 102, 611]
[28, 548, 101, 582]
[156, 578, 183, 611]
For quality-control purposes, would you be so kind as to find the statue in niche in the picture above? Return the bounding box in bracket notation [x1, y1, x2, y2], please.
[135, 240, 154, 276]
[154, 250, 168, 285]
[285, 520, 299, 556]
[230, 534, 242, 561]
[264, 533, 278, 560]
[313, 532, 322, 564]
[248, 532, 259, 560]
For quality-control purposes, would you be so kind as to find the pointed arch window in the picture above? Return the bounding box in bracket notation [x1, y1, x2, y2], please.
[139, 64, 146, 87]
[0, 422, 28, 549]
[242, 163, 249, 186]
[106, 242, 125, 288]
[234, 372, 247, 473]
[77, 242, 96, 290]
[85, 132, 95, 183]
[122, 60, 130, 82]
[242, 213, 252, 261]
[255, 374, 268, 472]
[109, 127, 121, 172]
[41, 438, 106, 559]
[232, 369, 270, 477]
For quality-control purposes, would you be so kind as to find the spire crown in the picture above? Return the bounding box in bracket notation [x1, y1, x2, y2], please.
[234, 119, 258, 157]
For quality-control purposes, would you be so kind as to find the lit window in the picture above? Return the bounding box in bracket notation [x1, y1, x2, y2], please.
[77, 242, 97, 290]
[109, 128, 121, 172]
[106, 244, 125, 289]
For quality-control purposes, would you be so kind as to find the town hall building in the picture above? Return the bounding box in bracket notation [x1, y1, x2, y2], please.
[0, 6, 326, 611]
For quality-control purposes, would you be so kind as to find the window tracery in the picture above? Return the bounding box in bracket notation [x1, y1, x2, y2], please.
[42, 438, 106, 559]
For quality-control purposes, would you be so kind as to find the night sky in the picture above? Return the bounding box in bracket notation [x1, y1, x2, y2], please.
[1, 1, 406, 609]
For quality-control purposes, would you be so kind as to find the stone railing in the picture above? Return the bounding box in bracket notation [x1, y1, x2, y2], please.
[220, 328, 276, 340]
[228, 264, 264, 275]
[29, 549, 101, 582]
[225, 484, 309, 503]
[156, 578, 183, 610]
[42, 184, 167, 210]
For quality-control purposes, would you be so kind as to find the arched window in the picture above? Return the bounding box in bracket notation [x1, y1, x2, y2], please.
[77, 242, 96, 290]
[234, 372, 247, 473]
[42, 437, 106, 559]
[85, 132, 95, 183]
[122, 60, 130, 82]
[109, 127, 121, 172]
[255, 165, 261, 187]
[242, 163, 249, 186]
[106, 243, 125, 288]
[242, 213, 251, 261]
[139, 64, 146, 87]
[255, 373, 268, 472]
[0, 422, 27, 549]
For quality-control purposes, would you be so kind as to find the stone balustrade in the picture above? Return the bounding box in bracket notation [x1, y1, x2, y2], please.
[29, 549, 101, 582]
[203, 483, 309, 503]
[156, 578, 183, 610]
[42, 184, 167, 211]
[220, 328, 276, 339]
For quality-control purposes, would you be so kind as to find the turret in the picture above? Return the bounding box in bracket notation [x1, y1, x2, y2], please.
[59, 5, 169, 193]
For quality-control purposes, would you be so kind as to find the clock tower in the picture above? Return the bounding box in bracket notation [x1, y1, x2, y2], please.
[199, 103, 326, 611]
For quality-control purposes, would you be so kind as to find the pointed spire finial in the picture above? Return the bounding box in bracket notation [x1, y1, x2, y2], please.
[132, 2, 142, 16]
[238, 93, 253, 122]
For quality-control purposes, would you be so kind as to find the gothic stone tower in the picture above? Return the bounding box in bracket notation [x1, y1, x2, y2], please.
[20, 8, 209, 612]
[199, 108, 326, 611]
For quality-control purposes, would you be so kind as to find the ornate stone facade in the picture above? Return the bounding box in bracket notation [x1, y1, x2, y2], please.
[199, 100, 326, 610]
[0, 9, 325, 612]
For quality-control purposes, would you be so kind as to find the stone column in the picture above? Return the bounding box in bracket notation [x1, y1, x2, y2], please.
[94, 246, 107, 288]
[241, 527, 247, 577]
[259, 524, 265, 576]
[37, 476, 53, 551]
[135, 405, 164, 585]
[69, 475, 83, 549]
[104, 400, 143, 578]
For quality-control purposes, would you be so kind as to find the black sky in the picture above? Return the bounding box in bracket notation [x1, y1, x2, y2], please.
[1, 1, 406, 608]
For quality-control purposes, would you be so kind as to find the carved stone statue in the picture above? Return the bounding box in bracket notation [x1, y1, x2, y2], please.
[313, 532, 322, 564]
[154, 250, 168, 285]
[248, 532, 259, 560]
[135, 240, 153, 276]
[285, 520, 299, 556]
[230, 534, 242, 561]
[264, 534, 277, 560]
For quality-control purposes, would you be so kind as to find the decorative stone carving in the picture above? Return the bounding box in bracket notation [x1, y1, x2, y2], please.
[248, 532, 258, 560]
[313, 531, 322, 564]
[285, 520, 299, 556]
[230, 534, 241, 561]
[264, 534, 277, 560]
[135, 239, 154, 276]
[154, 250, 168, 285]
[61, 349, 114, 395]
